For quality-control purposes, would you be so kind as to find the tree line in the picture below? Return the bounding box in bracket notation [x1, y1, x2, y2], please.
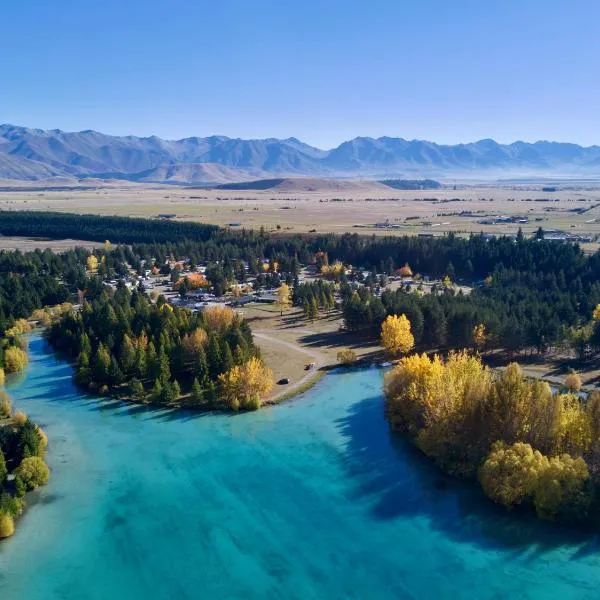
[3, 211, 598, 283]
[0, 392, 50, 539]
[341, 265, 600, 355]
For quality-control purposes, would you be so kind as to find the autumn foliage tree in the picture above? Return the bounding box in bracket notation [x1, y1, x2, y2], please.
[564, 371, 583, 393]
[218, 357, 274, 411]
[3, 346, 28, 374]
[320, 261, 345, 280]
[479, 441, 548, 508]
[15, 456, 50, 490]
[380, 314, 414, 357]
[203, 305, 235, 334]
[384, 351, 600, 523]
[480, 442, 592, 521]
[275, 284, 292, 316]
[173, 273, 209, 291]
[397, 263, 413, 278]
[86, 255, 99, 272]
[5, 319, 32, 337]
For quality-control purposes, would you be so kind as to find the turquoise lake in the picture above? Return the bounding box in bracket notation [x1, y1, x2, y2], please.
[1, 336, 600, 599]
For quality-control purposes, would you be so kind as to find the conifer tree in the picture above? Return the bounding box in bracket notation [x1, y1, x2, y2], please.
[190, 378, 203, 406]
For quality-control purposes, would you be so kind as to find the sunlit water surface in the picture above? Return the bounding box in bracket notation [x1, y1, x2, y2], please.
[1, 336, 600, 599]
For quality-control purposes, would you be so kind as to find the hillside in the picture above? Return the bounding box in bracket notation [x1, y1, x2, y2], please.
[215, 177, 392, 192]
[128, 163, 266, 185]
[2, 123, 600, 183]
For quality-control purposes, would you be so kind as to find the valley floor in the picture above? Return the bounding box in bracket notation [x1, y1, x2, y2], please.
[3, 184, 600, 247]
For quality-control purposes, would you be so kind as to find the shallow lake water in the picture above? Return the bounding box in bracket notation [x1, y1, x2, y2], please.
[1, 335, 600, 599]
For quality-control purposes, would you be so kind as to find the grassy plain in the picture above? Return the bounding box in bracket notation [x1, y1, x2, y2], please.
[0, 236, 102, 252]
[2, 182, 600, 245]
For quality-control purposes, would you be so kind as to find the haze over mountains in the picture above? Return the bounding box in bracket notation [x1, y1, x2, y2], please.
[1, 123, 600, 184]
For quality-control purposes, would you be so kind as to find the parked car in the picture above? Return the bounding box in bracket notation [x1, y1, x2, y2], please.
[277, 378, 290, 385]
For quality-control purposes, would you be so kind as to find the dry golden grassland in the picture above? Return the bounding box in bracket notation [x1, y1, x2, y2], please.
[3, 183, 600, 244]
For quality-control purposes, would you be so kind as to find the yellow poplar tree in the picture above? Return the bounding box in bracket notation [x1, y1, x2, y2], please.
[218, 357, 274, 411]
[3, 346, 28, 373]
[321, 261, 345, 279]
[380, 314, 414, 357]
[86, 255, 99, 272]
[5, 319, 32, 337]
[31, 308, 53, 327]
[275, 284, 292, 316]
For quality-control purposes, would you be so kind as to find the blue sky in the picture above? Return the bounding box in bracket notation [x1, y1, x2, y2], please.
[1, 0, 599, 148]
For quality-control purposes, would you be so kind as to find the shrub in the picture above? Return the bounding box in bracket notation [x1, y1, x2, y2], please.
[564, 372, 582, 393]
[337, 348, 357, 365]
[0, 367, 4, 386]
[14, 475, 26, 498]
[246, 395, 261, 411]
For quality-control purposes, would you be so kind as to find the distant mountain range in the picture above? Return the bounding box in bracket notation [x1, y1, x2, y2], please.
[1, 123, 599, 184]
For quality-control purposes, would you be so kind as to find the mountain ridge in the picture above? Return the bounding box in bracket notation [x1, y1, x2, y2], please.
[1, 123, 600, 183]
